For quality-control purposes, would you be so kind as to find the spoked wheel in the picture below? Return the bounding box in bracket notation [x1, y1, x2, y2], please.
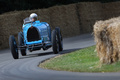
[9, 35, 19, 59]
[55, 27, 63, 51]
[52, 30, 59, 54]
[18, 32, 26, 56]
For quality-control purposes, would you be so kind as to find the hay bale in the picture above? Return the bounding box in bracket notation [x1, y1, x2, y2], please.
[49, 4, 80, 37]
[94, 17, 120, 64]
[77, 2, 103, 33]
[102, 2, 120, 19]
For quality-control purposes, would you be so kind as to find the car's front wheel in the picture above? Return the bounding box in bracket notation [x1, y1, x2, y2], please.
[52, 30, 59, 54]
[9, 35, 19, 59]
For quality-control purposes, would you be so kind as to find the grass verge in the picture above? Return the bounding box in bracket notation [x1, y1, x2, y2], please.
[39, 46, 120, 72]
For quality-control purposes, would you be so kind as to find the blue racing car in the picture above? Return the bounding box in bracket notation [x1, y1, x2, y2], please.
[9, 17, 63, 59]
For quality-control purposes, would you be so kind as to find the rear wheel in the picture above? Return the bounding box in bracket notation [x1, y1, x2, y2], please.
[52, 30, 59, 54]
[55, 27, 63, 51]
[18, 32, 26, 56]
[9, 35, 18, 59]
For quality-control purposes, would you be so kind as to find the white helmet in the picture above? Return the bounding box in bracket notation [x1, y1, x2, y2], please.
[29, 13, 38, 21]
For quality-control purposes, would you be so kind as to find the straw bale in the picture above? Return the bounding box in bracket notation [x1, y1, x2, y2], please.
[49, 4, 80, 37]
[94, 17, 120, 64]
[77, 2, 103, 33]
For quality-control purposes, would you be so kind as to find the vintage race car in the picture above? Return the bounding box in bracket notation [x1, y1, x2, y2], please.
[9, 18, 63, 59]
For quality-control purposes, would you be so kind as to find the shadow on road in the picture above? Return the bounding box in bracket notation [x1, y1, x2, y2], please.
[19, 48, 81, 59]
[59, 48, 82, 54]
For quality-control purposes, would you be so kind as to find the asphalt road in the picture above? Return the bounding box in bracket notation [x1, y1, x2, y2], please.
[0, 34, 120, 80]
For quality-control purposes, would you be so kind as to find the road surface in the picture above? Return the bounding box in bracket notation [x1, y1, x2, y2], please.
[0, 34, 120, 80]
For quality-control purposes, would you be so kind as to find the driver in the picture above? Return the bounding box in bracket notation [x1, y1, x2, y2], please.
[22, 13, 39, 28]
[29, 13, 38, 22]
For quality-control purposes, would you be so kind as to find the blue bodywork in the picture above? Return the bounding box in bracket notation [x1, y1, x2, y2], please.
[22, 20, 52, 51]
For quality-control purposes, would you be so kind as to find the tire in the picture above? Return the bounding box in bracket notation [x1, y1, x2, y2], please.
[18, 32, 26, 56]
[9, 35, 19, 59]
[52, 30, 59, 54]
[55, 27, 63, 51]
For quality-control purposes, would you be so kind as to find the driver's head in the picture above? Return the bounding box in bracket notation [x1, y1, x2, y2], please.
[29, 13, 38, 22]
